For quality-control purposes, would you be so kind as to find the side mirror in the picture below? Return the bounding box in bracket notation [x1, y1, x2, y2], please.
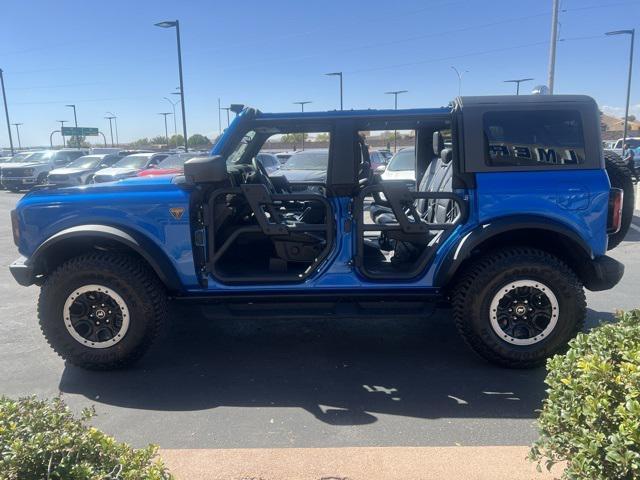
[375, 165, 387, 173]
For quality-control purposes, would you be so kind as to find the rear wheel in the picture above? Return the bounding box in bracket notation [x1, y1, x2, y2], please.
[452, 247, 585, 368]
[38, 252, 167, 370]
[605, 150, 634, 249]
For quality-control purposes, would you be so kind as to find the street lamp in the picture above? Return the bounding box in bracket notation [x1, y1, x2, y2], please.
[606, 29, 635, 153]
[503, 78, 534, 95]
[56, 120, 67, 147]
[11, 123, 22, 150]
[219, 106, 231, 129]
[325, 72, 343, 110]
[0, 69, 14, 155]
[158, 112, 172, 146]
[104, 116, 116, 146]
[450, 66, 468, 96]
[163, 96, 180, 147]
[155, 20, 188, 151]
[293, 101, 312, 150]
[65, 104, 79, 148]
[106, 112, 119, 146]
[385, 90, 408, 152]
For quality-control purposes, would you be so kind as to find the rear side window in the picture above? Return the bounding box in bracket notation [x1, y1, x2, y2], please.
[483, 110, 585, 167]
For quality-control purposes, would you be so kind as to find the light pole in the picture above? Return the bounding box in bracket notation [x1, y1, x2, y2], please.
[504, 78, 534, 95]
[385, 90, 408, 152]
[220, 107, 231, 128]
[293, 101, 312, 150]
[65, 104, 78, 148]
[12, 123, 22, 149]
[56, 120, 67, 147]
[158, 112, 172, 146]
[106, 112, 119, 146]
[547, 0, 560, 93]
[450, 66, 468, 96]
[218, 98, 222, 135]
[155, 20, 188, 151]
[163, 96, 179, 147]
[104, 116, 115, 146]
[325, 72, 343, 110]
[606, 29, 635, 153]
[0, 69, 14, 155]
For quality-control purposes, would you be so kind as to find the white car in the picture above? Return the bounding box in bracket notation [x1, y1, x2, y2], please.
[1, 149, 87, 191]
[607, 137, 640, 156]
[92, 152, 169, 183]
[47, 154, 121, 186]
[380, 147, 416, 187]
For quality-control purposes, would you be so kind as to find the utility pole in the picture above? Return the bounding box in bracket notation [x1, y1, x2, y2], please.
[104, 116, 115, 146]
[56, 120, 67, 147]
[293, 101, 312, 150]
[66, 104, 79, 148]
[0, 69, 14, 154]
[163, 97, 179, 147]
[220, 107, 231, 128]
[12, 123, 22, 149]
[547, 0, 560, 93]
[504, 78, 534, 95]
[450, 66, 468, 96]
[158, 112, 172, 146]
[106, 112, 118, 146]
[385, 90, 408, 152]
[218, 98, 222, 135]
[606, 29, 635, 156]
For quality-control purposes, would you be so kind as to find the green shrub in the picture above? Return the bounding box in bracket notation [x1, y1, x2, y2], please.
[0, 396, 173, 480]
[530, 310, 640, 479]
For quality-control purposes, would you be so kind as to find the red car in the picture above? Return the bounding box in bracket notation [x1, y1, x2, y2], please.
[137, 152, 200, 177]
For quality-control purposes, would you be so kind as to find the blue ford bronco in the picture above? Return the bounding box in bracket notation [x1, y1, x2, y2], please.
[9, 95, 627, 370]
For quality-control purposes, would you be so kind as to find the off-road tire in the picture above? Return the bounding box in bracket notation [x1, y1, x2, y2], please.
[38, 252, 167, 370]
[451, 247, 586, 368]
[605, 150, 634, 249]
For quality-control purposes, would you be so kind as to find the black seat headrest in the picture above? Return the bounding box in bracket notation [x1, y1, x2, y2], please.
[441, 148, 453, 164]
[433, 131, 444, 156]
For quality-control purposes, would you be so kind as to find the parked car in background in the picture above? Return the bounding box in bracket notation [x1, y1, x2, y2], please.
[379, 147, 416, 187]
[92, 152, 168, 183]
[1, 149, 87, 191]
[607, 137, 640, 156]
[369, 149, 390, 169]
[47, 154, 120, 186]
[256, 152, 281, 174]
[274, 149, 328, 183]
[274, 151, 295, 164]
[137, 152, 200, 177]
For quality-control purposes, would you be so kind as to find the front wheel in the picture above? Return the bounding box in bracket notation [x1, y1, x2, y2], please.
[38, 252, 167, 370]
[451, 248, 585, 368]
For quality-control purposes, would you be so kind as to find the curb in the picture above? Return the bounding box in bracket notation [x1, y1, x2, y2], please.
[161, 446, 563, 480]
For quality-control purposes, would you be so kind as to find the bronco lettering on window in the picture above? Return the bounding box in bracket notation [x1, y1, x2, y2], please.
[484, 110, 585, 167]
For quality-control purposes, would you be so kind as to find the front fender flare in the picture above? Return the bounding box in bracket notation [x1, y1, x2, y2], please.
[28, 224, 183, 292]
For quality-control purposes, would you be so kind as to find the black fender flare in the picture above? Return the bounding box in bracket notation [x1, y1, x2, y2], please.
[433, 215, 594, 288]
[29, 224, 183, 292]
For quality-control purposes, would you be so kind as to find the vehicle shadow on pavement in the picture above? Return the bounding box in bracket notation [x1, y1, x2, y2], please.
[58, 306, 608, 426]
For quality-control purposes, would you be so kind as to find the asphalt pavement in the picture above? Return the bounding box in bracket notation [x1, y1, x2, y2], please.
[1, 189, 639, 451]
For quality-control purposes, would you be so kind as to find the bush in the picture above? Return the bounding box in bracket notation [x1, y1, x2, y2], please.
[0, 396, 173, 479]
[530, 310, 640, 479]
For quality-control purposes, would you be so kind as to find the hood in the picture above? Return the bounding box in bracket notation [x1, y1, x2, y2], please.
[138, 168, 181, 177]
[48, 167, 91, 176]
[22, 174, 178, 198]
[94, 167, 139, 177]
[275, 169, 326, 183]
[381, 169, 416, 182]
[3, 162, 48, 169]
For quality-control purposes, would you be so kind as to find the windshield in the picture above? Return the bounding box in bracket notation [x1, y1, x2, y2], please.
[282, 151, 328, 170]
[113, 155, 151, 169]
[158, 153, 197, 169]
[387, 149, 415, 171]
[5, 153, 32, 163]
[21, 151, 54, 164]
[66, 156, 104, 169]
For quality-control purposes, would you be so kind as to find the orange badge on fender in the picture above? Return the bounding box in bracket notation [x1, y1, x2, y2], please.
[169, 207, 185, 220]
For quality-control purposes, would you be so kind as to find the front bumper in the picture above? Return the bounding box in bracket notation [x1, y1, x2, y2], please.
[10, 256, 34, 286]
[582, 255, 624, 292]
[2, 177, 37, 188]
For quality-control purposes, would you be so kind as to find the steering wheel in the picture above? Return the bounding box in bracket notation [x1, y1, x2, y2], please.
[252, 157, 276, 194]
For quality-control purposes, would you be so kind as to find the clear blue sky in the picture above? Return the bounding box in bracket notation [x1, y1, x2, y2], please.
[1, 0, 638, 147]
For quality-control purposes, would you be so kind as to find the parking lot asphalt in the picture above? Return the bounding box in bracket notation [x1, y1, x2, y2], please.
[1, 189, 639, 450]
